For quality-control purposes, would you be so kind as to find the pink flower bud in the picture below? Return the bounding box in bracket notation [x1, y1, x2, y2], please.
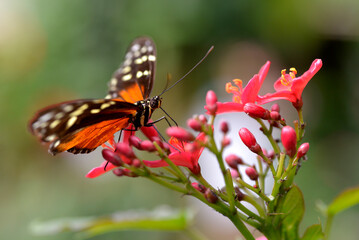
[225, 154, 243, 169]
[206, 90, 218, 106]
[221, 136, 231, 147]
[166, 127, 195, 141]
[132, 159, 142, 168]
[230, 169, 239, 178]
[192, 182, 206, 193]
[140, 140, 156, 152]
[129, 135, 142, 149]
[151, 136, 164, 149]
[239, 128, 262, 154]
[115, 142, 136, 159]
[187, 118, 202, 131]
[220, 121, 229, 134]
[244, 103, 270, 119]
[297, 142, 309, 159]
[102, 149, 123, 166]
[245, 167, 259, 180]
[204, 189, 218, 203]
[198, 114, 208, 124]
[281, 126, 297, 157]
[266, 150, 275, 160]
[271, 103, 280, 113]
[113, 168, 132, 177]
[206, 90, 218, 115]
[270, 111, 281, 120]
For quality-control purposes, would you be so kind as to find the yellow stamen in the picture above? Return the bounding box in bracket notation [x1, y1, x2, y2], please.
[289, 67, 297, 79]
[226, 82, 238, 93]
[280, 69, 290, 86]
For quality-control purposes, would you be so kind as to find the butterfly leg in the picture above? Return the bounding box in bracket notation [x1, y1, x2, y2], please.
[160, 107, 178, 126]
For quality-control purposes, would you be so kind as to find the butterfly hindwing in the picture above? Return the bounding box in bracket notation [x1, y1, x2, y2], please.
[107, 37, 156, 102]
[29, 99, 140, 154]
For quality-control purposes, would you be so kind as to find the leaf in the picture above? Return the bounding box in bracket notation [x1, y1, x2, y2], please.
[277, 185, 305, 239]
[30, 206, 193, 238]
[327, 186, 359, 216]
[301, 224, 324, 240]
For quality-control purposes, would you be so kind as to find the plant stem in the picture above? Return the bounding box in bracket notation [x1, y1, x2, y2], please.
[256, 119, 281, 154]
[236, 178, 271, 203]
[324, 214, 334, 240]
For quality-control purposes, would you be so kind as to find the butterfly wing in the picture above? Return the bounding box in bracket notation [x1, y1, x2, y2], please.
[29, 99, 140, 154]
[106, 37, 156, 102]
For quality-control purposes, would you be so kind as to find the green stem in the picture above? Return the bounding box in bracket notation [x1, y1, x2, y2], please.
[153, 142, 188, 183]
[236, 178, 271, 203]
[242, 196, 266, 218]
[184, 228, 208, 240]
[145, 174, 187, 194]
[257, 157, 265, 194]
[324, 214, 334, 240]
[207, 121, 236, 214]
[256, 119, 281, 154]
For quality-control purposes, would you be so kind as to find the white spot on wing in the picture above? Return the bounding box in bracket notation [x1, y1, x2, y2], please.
[66, 116, 77, 129]
[141, 55, 148, 62]
[136, 71, 143, 78]
[45, 134, 56, 142]
[53, 140, 60, 148]
[134, 58, 143, 64]
[132, 44, 140, 51]
[39, 112, 54, 122]
[148, 55, 156, 61]
[122, 66, 131, 74]
[122, 74, 132, 81]
[91, 109, 101, 114]
[63, 105, 74, 112]
[140, 46, 147, 53]
[50, 120, 61, 129]
[100, 103, 111, 109]
[55, 112, 65, 119]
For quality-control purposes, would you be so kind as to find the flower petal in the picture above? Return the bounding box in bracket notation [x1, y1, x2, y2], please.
[215, 102, 244, 114]
[86, 161, 117, 178]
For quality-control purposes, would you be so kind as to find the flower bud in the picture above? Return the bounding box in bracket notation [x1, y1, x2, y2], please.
[230, 169, 239, 179]
[206, 90, 218, 115]
[221, 136, 231, 148]
[206, 90, 218, 106]
[113, 168, 128, 177]
[270, 111, 281, 120]
[115, 142, 136, 159]
[244, 103, 270, 119]
[102, 149, 123, 166]
[140, 140, 156, 152]
[225, 154, 243, 169]
[245, 167, 259, 181]
[271, 103, 280, 113]
[187, 118, 202, 131]
[239, 128, 262, 154]
[129, 135, 142, 149]
[166, 127, 195, 141]
[234, 187, 244, 201]
[192, 182, 206, 193]
[204, 189, 218, 203]
[132, 159, 142, 168]
[297, 142, 309, 159]
[266, 150, 275, 160]
[281, 126, 297, 157]
[198, 114, 208, 124]
[220, 121, 229, 134]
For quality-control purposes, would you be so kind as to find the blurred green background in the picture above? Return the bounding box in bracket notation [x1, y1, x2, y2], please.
[1, 0, 358, 239]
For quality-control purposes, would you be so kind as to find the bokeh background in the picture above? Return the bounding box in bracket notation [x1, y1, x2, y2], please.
[1, 0, 358, 239]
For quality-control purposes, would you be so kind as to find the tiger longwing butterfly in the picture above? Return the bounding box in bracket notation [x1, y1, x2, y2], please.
[29, 37, 162, 155]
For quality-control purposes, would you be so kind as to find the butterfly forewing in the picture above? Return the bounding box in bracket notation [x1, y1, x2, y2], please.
[107, 37, 156, 102]
[29, 99, 139, 154]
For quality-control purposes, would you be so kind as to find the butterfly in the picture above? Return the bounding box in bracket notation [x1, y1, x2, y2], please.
[29, 37, 164, 155]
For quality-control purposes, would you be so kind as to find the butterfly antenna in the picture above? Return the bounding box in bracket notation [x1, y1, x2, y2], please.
[159, 45, 214, 96]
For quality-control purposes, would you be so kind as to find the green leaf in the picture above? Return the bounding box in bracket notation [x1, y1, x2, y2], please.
[278, 185, 305, 239]
[30, 206, 193, 238]
[301, 224, 324, 240]
[327, 186, 359, 216]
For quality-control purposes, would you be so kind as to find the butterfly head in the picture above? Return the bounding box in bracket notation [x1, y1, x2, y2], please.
[150, 96, 162, 110]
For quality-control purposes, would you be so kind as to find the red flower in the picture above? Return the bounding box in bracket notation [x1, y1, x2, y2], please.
[258, 59, 322, 109]
[86, 123, 158, 178]
[142, 132, 206, 175]
[214, 61, 271, 114]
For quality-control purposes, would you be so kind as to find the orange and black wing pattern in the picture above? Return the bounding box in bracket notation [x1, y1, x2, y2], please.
[106, 37, 156, 102]
[29, 99, 140, 155]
